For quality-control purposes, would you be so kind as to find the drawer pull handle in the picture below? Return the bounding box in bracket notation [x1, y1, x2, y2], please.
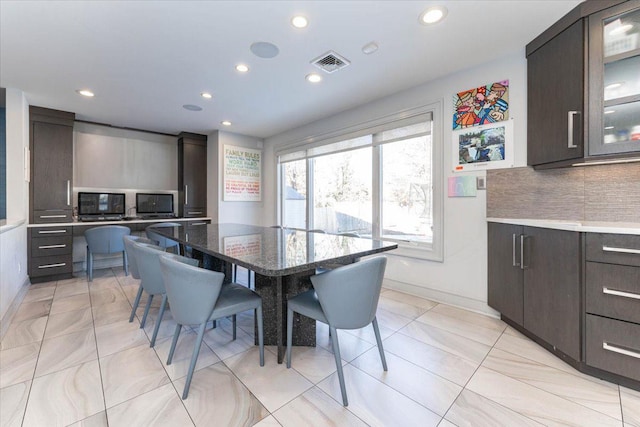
[188, 211, 203, 215]
[38, 263, 66, 269]
[603, 287, 640, 300]
[39, 214, 67, 219]
[190, 222, 206, 226]
[38, 230, 67, 234]
[38, 244, 67, 249]
[603, 342, 640, 360]
[602, 246, 640, 255]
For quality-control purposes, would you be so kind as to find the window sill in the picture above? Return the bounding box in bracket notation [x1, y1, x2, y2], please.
[0, 219, 26, 235]
[385, 241, 443, 262]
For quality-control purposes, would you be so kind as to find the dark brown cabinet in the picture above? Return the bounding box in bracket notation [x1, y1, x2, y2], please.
[178, 133, 207, 218]
[29, 107, 75, 223]
[488, 223, 581, 360]
[28, 226, 73, 282]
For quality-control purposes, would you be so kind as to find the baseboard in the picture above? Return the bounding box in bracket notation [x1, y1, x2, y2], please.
[0, 276, 31, 340]
[382, 278, 500, 318]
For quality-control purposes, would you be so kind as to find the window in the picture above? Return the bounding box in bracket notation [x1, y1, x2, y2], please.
[0, 105, 6, 222]
[278, 102, 443, 260]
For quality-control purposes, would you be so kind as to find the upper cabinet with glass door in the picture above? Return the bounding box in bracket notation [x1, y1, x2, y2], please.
[589, 2, 640, 156]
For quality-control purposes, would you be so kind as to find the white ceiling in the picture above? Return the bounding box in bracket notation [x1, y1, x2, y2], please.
[0, 0, 582, 139]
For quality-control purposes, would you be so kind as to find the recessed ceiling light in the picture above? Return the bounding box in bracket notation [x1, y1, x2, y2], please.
[419, 6, 448, 25]
[306, 73, 322, 83]
[236, 64, 249, 73]
[291, 15, 308, 28]
[183, 104, 202, 111]
[221, 120, 232, 126]
[201, 92, 212, 99]
[76, 89, 95, 97]
[250, 41, 280, 59]
[362, 42, 379, 55]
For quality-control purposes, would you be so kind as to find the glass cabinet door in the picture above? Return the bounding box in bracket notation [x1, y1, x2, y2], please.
[589, 3, 640, 156]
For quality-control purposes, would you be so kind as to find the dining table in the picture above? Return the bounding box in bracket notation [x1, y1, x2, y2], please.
[153, 223, 398, 363]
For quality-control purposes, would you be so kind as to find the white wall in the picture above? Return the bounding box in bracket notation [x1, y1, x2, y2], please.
[0, 88, 30, 323]
[208, 130, 265, 225]
[265, 51, 528, 315]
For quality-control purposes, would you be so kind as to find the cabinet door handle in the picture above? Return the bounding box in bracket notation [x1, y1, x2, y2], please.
[188, 211, 203, 215]
[38, 263, 66, 269]
[520, 234, 527, 270]
[603, 287, 640, 300]
[185, 185, 188, 205]
[602, 245, 640, 255]
[567, 111, 580, 149]
[67, 180, 71, 206]
[38, 230, 67, 234]
[39, 214, 67, 219]
[512, 234, 520, 267]
[603, 342, 640, 360]
[190, 222, 206, 226]
[38, 244, 67, 249]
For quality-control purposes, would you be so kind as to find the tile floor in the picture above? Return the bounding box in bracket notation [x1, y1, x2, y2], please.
[1, 267, 639, 427]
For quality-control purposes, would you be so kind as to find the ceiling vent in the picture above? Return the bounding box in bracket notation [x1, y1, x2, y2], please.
[311, 51, 350, 74]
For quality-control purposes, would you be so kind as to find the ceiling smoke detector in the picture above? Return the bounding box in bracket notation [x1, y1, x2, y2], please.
[311, 51, 350, 74]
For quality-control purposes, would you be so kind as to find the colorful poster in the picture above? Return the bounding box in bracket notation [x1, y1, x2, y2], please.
[453, 80, 509, 130]
[453, 120, 513, 172]
[223, 145, 262, 201]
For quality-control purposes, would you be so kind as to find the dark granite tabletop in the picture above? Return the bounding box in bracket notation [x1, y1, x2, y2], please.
[153, 223, 398, 276]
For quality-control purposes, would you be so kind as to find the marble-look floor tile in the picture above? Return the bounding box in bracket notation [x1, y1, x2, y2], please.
[67, 411, 108, 427]
[377, 296, 431, 319]
[374, 307, 414, 332]
[430, 304, 506, 333]
[202, 321, 258, 361]
[35, 328, 97, 377]
[95, 320, 149, 358]
[50, 293, 91, 315]
[415, 310, 503, 347]
[466, 367, 621, 427]
[445, 389, 544, 427]
[315, 323, 374, 363]
[341, 319, 396, 345]
[106, 383, 194, 427]
[379, 289, 438, 310]
[23, 360, 104, 427]
[153, 330, 220, 380]
[253, 415, 283, 426]
[318, 364, 441, 427]
[1, 316, 47, 350]
[22, 286, 56, 303]
[175, 362, 268, 426]
[352, 347, 462, 417]
[399, 320, 491, 364]
[438, 419, 458, 427]
[225, 347, 313, 412]
[0, 342, 40, 388]
[483, 348, 622, 420]
[286, 343, 345, 384]
[0, 380, 30, 427]
[44, 307, 93, 339]
[272, 386, 367, 427]
[382, 333, 478, 386]
[54, 281, 89, 299]
[30, 280, 58, 289]
[621, 387, 640, 427]
[11, 299, 52, 323]
[100, 344, 170, 408]
[55, 275, 87, 287]
[142, 308, 179, 342]
[89, 286, 127, 307]
[92, 300, 133, 327]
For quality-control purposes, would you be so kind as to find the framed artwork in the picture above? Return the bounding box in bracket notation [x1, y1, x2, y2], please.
[453, 120, 514, 172]
[453, 80, 509, 130]
[223, 145, 262, 201]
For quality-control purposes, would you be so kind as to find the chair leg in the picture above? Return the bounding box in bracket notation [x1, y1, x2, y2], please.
[286, 307, 294, 368]
[233, 264, 238, 282]
[248, 269, 252, 289]
[329, 326, 348, 406]
[182, 322, 206, 400]
[167, 324, 182, 365]
[232, 314, 237, 340]
[87, 247, 93, 282]
[140, 294, 154, 328]
[150, 294, 168, 347]
[256, 306, 264, 366]
[129, 285, 144, 322]
[372, 317, 388, 371]
[123, 251, 129, 276]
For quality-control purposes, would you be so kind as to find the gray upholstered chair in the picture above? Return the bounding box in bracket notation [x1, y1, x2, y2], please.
[123, 235, 159, 323]
[286, 256, 388, 406]
[145, 222, 181, 253]
[159, 254, 264, 399]
[84, 225, 131, 282]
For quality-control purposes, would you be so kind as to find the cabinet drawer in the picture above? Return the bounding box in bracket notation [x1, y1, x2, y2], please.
[29, 254, 73, 277]
[586, 262, 640, 324]
[31, 226, 73, 238]
[586, 233, 640, 267]
[183, 208, 206, 218]
[31, 236, 73, 257]
[586, 314, 640, 382]
[33, 210, 73, 224]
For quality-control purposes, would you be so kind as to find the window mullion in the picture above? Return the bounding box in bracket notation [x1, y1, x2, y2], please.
[306, 158, 313, 230]
[372, 133, 382, 240]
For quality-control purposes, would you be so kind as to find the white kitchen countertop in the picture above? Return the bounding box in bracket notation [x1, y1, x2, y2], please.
[487, 218, 640, 235]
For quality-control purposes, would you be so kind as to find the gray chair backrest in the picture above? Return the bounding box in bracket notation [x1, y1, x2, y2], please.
[311, 256, 387, 329]
[159, 254, 225, 326]
[146, 223, 181, 249]
[123, 235, 156, 279]
[129, 242, 168, 295]
[85, 225, 131, 254]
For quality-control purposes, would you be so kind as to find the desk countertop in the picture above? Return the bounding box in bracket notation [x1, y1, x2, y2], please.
[27, 217, 212, 228]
